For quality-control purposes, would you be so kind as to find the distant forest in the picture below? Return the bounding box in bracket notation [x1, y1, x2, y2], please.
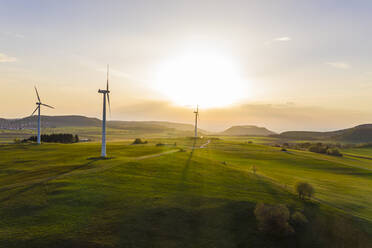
[24, 134, 79, 143]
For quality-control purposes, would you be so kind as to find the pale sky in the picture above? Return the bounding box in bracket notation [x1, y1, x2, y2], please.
[1, 0, 372, 132]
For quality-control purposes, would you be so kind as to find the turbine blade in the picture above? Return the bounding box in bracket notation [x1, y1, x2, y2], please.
[107, 93, 111, 117]
[106, 64, 109, 91]
[31, 106, 39, 116]
[34, 86, 41, 102]
[41, 103, 55, 109]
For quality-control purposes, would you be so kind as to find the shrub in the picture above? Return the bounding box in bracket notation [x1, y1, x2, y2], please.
[309, 144, 328, 154]
[291, 211, 308, 226]
[326, 148, 342, 157]
[254, 203, 294, 236]
[156, 143, 165, 147]
[295, 182, 314, 200]
[252, 165, 257, 174]
[132, 138, 147, 145]
[281, 148, 287, 152]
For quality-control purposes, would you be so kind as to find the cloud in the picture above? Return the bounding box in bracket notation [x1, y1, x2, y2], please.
[265, 36, 291, 46]
[97, 67, 147, 84]
[0, 32, 25, 39]
[0, 53, 17, 63]
[14, 34, 25, 39]
[274, 37, 291, 41]
[325, 62, 351, 69]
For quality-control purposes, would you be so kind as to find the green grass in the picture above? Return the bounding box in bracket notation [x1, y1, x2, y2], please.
[342, 147, 372, 158]
[201, 140, 372, 221]
[0, 138, 371, 247]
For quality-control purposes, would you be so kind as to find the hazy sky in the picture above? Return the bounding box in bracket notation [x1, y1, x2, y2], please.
[1, 0, 372, 132]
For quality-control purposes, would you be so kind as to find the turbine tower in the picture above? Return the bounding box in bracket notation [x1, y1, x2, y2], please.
[98, 65, 111, 157]
[31, 86, 55, 144]
[194, 105, 199, 138]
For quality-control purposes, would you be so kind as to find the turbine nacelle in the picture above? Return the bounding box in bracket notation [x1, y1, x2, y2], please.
[98, 89, 110, 94]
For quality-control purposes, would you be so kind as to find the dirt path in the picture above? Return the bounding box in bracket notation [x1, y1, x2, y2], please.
[199, 140, 211, 148]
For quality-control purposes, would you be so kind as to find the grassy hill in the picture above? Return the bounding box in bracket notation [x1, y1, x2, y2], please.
[0, 116, 205, 142]
[0, 138, 371, 247]
[0, 115, 101, 128]
[220, 125, 276, 136]
[277, 124, 372, 142]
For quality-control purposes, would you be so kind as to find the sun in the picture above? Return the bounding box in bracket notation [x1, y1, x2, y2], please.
[153, 50, 248, 108]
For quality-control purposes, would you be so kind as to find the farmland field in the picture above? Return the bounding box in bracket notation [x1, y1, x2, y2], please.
[0, 138, 371, 247]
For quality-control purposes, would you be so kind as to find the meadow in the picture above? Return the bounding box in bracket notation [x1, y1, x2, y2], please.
[0, 138, 371, 247]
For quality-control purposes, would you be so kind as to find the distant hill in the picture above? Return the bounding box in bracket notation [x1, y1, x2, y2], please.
[0, 115, 101, 129]
[0, 115, 204, 134]
[220, 125, 276, 136]
[277, 124, 372, 142]
[107, 120, 202, 133]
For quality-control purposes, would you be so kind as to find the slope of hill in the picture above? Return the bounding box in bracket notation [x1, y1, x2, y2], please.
[278, 124, 372, 142]
[220, 125, 276, 136]
[0, 139, 371, 247]
[0, 115, 202, 132]
[0, 115, 101, 129]
[0, 115, 205, 141]
[107, 120, 205, 133]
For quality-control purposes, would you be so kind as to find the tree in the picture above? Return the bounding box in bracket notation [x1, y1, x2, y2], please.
[252, 165, 257, 174]
[132, 138, 147, 145]
[295, 182, 314, 200]
[309, 144, 327, 154]
[326, 148, 342, 157]
[291, 211, 308, 226]
[254, 203, 294, 236]
[24, 133, 78, 143]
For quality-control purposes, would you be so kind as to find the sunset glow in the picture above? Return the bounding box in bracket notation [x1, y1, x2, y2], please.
[154, 50, 248, 108]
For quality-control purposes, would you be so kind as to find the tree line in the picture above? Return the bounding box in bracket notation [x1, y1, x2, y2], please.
[23, 133, 79, 143]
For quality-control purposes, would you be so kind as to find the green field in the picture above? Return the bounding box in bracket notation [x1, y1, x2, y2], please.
[1, 138, 371, 247]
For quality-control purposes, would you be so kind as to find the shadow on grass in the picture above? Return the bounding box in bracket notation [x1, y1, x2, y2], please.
[0, 159, 99, 203]
[181, 138, 197, 182]
[87, 156, 113, 161]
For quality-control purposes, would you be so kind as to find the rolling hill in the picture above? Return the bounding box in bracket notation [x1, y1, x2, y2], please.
[0, 115, 206, 141]
[0, 138, 371, 247]
[277, 124, 372, 142]
[0, 115, 203, 132]
[220, 125, 276, 136]
[0, 115, 101, 129]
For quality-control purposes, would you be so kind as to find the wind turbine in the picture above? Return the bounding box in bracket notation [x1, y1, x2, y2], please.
[194, 105, 199, 138]
[31, 86, 55, 144]
[98, 65, 111, 157]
